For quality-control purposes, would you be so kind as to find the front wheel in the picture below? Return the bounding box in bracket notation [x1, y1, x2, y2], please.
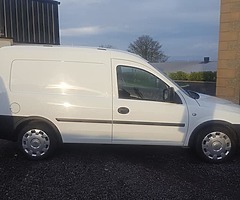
[18, 122, 58, 160]
[195, 126, 237, 163]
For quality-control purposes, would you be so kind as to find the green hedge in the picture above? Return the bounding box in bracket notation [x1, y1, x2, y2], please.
[168, 71, 216, 82]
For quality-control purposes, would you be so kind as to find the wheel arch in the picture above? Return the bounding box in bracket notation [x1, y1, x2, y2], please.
[14, 116, 63, 144]
[188, 120, 239, 148]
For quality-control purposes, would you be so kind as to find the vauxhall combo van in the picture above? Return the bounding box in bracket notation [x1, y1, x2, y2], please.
[0, 45, 240, 163]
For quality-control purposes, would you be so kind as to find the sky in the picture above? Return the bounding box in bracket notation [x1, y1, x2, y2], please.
[59, 0, 220, 61]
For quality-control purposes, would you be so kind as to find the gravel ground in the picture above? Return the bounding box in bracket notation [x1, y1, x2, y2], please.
[0, 139, 240, 200]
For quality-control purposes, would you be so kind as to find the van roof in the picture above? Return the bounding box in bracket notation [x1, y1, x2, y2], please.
[0, 45, 148, 63]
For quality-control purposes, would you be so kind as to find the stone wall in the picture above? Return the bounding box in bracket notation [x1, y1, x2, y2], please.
[216, 0, 240, 104]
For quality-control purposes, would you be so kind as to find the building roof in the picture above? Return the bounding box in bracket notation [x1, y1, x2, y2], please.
[151, 61, 217, 74]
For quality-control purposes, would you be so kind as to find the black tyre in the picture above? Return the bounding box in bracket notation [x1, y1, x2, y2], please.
[195, 125, 237, 163]
[18, 122, 58, 160]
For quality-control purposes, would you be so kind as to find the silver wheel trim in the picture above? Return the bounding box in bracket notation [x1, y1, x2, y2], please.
[22, 129, 50, 157]
[202, 131, 231, 160]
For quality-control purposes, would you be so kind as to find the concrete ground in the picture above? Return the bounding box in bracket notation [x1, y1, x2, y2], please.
[0, 140, 240, 200]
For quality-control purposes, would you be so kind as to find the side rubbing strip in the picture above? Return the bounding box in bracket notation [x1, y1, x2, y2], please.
[56, 118, 112, 124]
[113, 121, 185, 127]
[56, 118, 185, 127]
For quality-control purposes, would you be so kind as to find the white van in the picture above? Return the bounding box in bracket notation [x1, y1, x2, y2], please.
[0, 45, 239, 163]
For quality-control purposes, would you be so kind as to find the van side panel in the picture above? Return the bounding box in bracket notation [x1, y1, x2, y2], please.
[9, 59, 113, 143]
[11, 60, 109, 96]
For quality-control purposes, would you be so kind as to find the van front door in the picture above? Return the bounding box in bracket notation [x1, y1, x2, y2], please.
[112, 60, 188, 145]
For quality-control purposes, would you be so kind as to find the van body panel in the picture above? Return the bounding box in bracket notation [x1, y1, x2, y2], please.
[1, 46, 113, 143]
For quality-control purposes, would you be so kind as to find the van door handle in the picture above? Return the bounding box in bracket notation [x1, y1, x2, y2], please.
[118, 107, 129, 114]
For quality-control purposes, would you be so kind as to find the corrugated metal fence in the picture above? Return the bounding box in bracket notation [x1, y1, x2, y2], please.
[0, 0, 60, 45]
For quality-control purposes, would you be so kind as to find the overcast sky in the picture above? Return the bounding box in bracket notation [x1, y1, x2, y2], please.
[59, 0, 220, 61]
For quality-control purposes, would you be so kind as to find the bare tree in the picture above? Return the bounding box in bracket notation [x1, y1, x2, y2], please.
[128, 35, 169, 62]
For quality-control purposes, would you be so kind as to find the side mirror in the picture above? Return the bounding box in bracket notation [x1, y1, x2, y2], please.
[163, 87, 175, 102]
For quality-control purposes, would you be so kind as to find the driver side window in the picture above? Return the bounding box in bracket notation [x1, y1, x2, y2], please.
[117, 65, 168, 102]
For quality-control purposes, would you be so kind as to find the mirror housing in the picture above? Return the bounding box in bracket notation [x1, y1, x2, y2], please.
[163, 87, 175, 103]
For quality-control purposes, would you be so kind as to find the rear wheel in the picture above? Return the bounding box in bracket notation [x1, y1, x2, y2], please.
[18, 122, 58, 160]
[195, 126, 236, 163]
